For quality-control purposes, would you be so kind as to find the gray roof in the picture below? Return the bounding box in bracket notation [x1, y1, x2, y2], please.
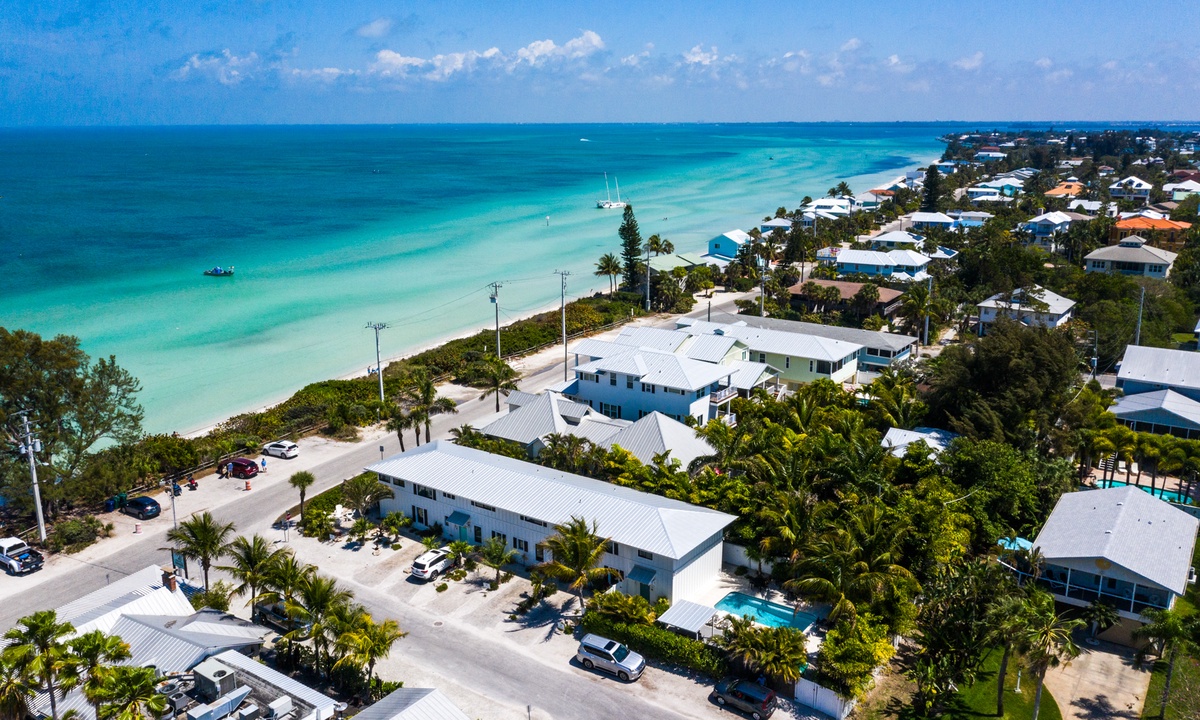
[978, 286, 1076, 316]
[1085, 238, 1178, 264]
[574, 347, 735, 392]
[658, 600, 719, 634]
[210, 650, 338, 719]
[504, 391, 540, 410]
[480, 392, 601, 446]
[1118, 346, 1200, 392]
[676, 319, 861, 362]
[881, 427, 959, 457]
[367, 441, 735, 559]
[599, 412, 715, 468]
[351, 688, 469, 720]
[1111, 389, 1200, 430]
[698, 312, 916, 352]
[1032, 486, 1199, 595]
[107, 611, 268, 674]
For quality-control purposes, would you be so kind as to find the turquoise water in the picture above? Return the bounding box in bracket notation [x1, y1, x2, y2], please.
[0, 124, 960, 433]
[715, 591, 819, 631]
[1096, 478, 1194, 505]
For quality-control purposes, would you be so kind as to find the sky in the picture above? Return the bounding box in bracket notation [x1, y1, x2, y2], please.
[3, 0, 1200, 126]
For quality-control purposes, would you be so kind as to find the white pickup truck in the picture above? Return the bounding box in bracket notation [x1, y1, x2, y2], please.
[0, 537, 44, 575]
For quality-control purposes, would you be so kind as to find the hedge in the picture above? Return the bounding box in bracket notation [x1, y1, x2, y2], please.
[578, 612, 727, 678]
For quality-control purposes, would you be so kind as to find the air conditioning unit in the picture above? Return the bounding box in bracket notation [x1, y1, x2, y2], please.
[238, 704, 260, 720]
[192, 659, 237, 702]
[264, 696, 292, 720]
[169, 693, 190, 715]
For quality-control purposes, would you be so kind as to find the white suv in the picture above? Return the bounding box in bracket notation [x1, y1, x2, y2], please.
[411, 547, 454, 581]
[262, 441, 299, 459]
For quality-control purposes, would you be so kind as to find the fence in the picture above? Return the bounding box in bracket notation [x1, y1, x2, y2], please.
[723, 543, 776, 576]
[793, 677, 857, 720]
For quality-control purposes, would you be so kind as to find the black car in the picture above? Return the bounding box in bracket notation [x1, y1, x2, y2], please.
[711, 677, 777, 720]
[124, 496, 161, 520]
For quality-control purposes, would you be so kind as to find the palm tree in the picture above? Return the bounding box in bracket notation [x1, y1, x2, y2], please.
[646, 234, 674, 256]
[478, 536, 518, 585]
[1133, 607, 1198, 719]
[1022, 592, 1084, 720]
[342, 474, 395, 518]
[404, 372, 458, 443]
[0, 656, 34, 720]
[97, 666, 166, 720]
[219, 534, 288, 614]
[2, 610, 77, 720]
[594, 253, 622, 297]
[66, 631, 131, 720]
[288, 471, 316, 524]
[474, 355, 521, 413]
[535, 516, 617, 610]
[163, 511, 236, 589]
[717, 618, 808, 686]
[334, 615, 407, 699]
[446, 540, 473, 567]
[986, 591, 1033, 717]
[385, 410, 416, 453]
[285, 574, 354, 678]
[260, 555, 315, 620]
[898, 283, 941, 345]
[1081, 599, 1120, 641]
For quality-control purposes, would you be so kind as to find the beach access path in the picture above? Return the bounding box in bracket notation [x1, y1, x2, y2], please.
[0, 289, 757, 720]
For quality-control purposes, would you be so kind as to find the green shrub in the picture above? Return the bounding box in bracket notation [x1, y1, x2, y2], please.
[48, 515, 114, 553]
[435, 583, 448, 593]
[811, 614, 894, 699]
[578, 612, 727, 677]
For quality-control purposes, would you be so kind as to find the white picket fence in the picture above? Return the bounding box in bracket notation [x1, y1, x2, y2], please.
[793, 677, 857, 720]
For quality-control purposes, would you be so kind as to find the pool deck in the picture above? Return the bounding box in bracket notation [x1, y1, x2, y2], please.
[697, 567, 830, 624]
[1083, 467, 1197, 504]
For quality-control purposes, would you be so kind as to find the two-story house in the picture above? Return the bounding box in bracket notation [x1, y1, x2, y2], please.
[1084, 236, 1177, 279]
[707, 230, 752, 260]
[977, 286, 1075, 335]
[1109, 176, 1152, 205]
[1019, 210, 1093, 252]
[908, 211, 956, 231]
[1110, 217, 1193, 252]
[835, 249, 895, 277]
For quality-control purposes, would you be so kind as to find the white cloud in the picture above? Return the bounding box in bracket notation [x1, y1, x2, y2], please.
[684, 44, 719, 66]
[356, 17, 393, 39]
[1046, 68, 1073, 83]
[885, 54, 914, 73]
[426, 48, 500, 80]
[563, 30, 604, 58]
[1035, 57, 1053, 69]
[780, 50, 811, 73]
[952, 51, 984, 70]
[840, 37, 862, 52]
[291, 67, 356, 82]
[513, 30, 604, 67]
[371, 49, 425, 76]
[172, 50, 259, 85]
[1101, 60, 1118, 71]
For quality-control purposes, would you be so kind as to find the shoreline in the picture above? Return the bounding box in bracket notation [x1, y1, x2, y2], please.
[178, 152, 942, 440]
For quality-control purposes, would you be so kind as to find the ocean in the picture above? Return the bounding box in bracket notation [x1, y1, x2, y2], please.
[1, 123, 960, 434]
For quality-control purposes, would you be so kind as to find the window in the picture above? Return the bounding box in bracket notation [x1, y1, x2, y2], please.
[411, 506, 428, 526]
[784, 356, 790, 369]
[626, 375, 634, 389]
[641, 383, 656, 394]
[513, 538, 529, 552]
[607, 541, 619, 556]
[663, 386, 685, 395]
[610, 373, 617, 385]
[472, 500, 496, 511]
[520, 515, 547, 527]
[816, 360, 832, 375]
[638, 549, 654, 560]
[809, 360, 814, 372]
[474, 526, 482, 543]
[442, 492, 456, 500]
[758, 353, 766, 363]
[413, 483, 436, 500]
[491, 531, 507, 544]
[579, 372, 599, 383]
[600, 402, 621, 418]
[386, 476, 405, 488]
[535, 544, 546, 562]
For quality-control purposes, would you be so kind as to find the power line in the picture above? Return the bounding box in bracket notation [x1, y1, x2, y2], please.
[554, 270, 571, 381]
[489, 282, 503, 358]
[365, 322, 388, 406]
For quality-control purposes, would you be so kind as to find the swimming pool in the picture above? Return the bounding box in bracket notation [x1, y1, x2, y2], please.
[1096, 478, 1194, 505]
[715, 592, 819, 631]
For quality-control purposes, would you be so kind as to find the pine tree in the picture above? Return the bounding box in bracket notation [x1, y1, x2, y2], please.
[618, 205, 643, 289]
[921, 165, 942, 212]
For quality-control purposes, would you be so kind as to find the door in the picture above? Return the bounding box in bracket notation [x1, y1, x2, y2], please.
[638, 581, 651, 601]
[459, 525, 469, 542]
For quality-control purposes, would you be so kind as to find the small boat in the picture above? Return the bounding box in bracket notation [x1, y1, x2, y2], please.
[204, 266, 235, 277]
[596, 173, 627, 209]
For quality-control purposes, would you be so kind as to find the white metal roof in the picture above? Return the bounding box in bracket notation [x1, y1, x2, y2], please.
[658, 600, 719, 634]
[600, 412, 715, 469]
[910, 211, 955, 224]
[1110, 176, 1152, 190]
[1118, 346, 1200, 392]
[881, 427, 959, 457]
[574, 347, 734, 391]
[887, 249, 931, 266]
[1026, 211, 1074, 225]
[693, 313, 917, 353]
[57, 566, 196, 635]
[836, 249, 894, 266]
[978, 286, 1076, 316]
[351, 688, 469, 720]
[872, 230, 924, 246]
[677, 319, 862, 362]
[210, 650, 338, 719]
[724, 360, 779, 390]
[1032, 486, 1199, 595]
[682, 333, 743, 363]
[615, 326, 690, 353]
[1111, 389, 1200, 430]
[367, 442, 735, 559]
[480, 392, 602, 446]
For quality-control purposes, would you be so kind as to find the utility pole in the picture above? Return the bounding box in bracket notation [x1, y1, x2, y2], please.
[365, 322, 388, 406]
[759, 253, 766, 316]
[644, 243, 651, 312]
[1090, 329, 1099, 378]
[924, 275, 933, 347]
[1133, 286, 1145, 346]
[489, 282, 503, 359]
[13, 412, 47, 543]
[555, 271, 571, 380]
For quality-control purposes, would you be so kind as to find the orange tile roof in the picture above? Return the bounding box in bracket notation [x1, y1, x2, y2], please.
[1115, 217, 1192, 231]
[1046, 182, 1085, 197]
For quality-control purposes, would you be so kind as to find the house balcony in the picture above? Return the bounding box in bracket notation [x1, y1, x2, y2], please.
[709, 385, 738, 404]
[1000, 560, 1173, 617]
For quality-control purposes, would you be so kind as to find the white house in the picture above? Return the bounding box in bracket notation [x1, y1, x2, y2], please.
[908, 211, 955, 231]
[1084, 236, 1177, 279]
[759, 217, 795, 235]
[696, 312, 917, 372]
[975, 177, 1025, 197]
[977, 286, 1075, 335]
[1164, 179, 1200, 201]
[881, 427, 959, 457]
[369, 441, 737, 604]
[870, 230, 924, 249]
[1109, 176, 1152, 204]
[802, 197, 853, 217]
[707, 230, 752, 260]
[1117, 345, 1200, 402]
[1019, 211, 1092, 252]
[1018, 486, 1199, 627]
[967, 186, 1002, 202]
[976, 151, 1007, 161]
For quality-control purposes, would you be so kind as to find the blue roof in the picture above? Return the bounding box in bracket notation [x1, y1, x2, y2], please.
[997, 536, 1033, 552]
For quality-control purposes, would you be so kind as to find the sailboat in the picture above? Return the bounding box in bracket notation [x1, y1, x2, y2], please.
[596, 173, 627, 209]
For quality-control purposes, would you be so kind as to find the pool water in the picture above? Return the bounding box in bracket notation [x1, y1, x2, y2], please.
[715, 592, 818, 631]
[1096, 478, 1194, 505]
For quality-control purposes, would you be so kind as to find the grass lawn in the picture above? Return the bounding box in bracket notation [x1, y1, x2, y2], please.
[944, 649, 1063, 720]
[1139, 540, 1200, 719]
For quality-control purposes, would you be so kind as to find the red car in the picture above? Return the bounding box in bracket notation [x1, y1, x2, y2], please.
[227, 458, 259, 479]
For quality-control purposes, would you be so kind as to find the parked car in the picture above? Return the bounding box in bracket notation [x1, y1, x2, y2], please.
[124, 496, 161, 521]
[227, 458, 259, 479]
[411, 548, 454, 581]
[0, 537, 43, 575]
[253, 602, 311, 634]
[710, 677, 777, 720]
[262, 441, 299, 459]
[575, 633, 645, 682]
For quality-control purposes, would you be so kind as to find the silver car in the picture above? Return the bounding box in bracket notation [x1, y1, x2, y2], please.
[263, 441, 299, 459]
[575, 633, 645, 681]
